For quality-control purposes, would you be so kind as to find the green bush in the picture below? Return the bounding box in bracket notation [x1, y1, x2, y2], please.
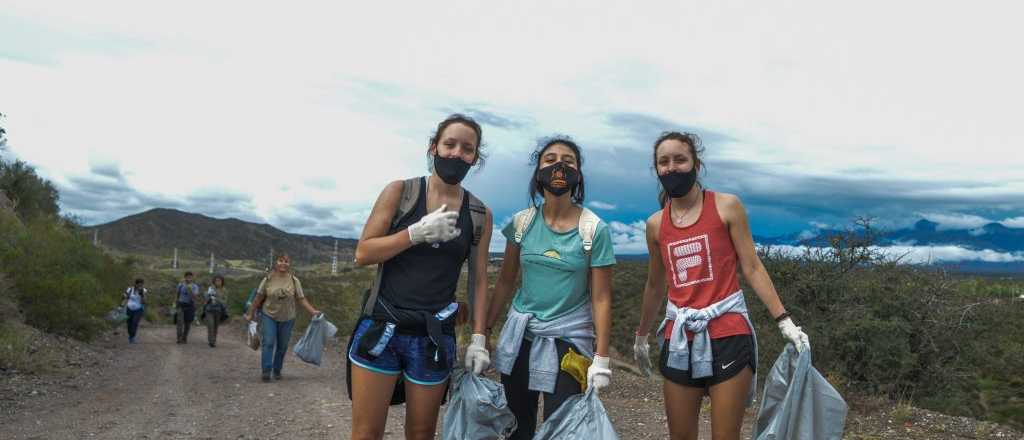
[1, 217, 132, 341]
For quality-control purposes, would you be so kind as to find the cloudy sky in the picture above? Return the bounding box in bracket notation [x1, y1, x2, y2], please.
[2, 1, 1023, 260]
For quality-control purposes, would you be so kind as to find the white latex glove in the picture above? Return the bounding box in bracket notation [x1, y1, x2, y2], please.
[633, 334, 652, 378]
[587, 355, 612, 392]
[407, 204, 460, 245]
[464, 334, 490, 375]
[248, 321, 259, 338]
[778, 317, 810, 352]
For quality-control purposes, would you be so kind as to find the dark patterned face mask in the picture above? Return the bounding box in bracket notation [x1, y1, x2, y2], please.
[537, 161, 579, 197]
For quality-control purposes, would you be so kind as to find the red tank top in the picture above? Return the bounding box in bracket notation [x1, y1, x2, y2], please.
[660, 190, 750, 340]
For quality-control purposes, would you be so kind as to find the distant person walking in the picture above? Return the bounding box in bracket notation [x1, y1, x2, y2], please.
[122, 278, 147, 344]
[203, 274, 228, 348]
[174, 271, 200, 344]
[244, 253, 321, 382]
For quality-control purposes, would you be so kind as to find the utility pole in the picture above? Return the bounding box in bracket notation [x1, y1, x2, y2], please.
[209, 252, 215, 274]
[331, 239, 338, 275]
[173, 248, 178, 269]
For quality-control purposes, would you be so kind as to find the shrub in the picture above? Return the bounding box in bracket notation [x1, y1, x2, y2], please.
[1, 218, 132, 340]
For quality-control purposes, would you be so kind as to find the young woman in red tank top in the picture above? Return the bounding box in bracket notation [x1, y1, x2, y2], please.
[633, 132, 810, 440]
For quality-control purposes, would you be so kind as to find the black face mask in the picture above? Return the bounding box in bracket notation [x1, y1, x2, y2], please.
[659, 167, 698, 199]
[433, 153, 472, 185]
[537, 161, 580, 197]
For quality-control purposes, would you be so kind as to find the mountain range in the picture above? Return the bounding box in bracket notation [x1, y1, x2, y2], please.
[85, 209, 1023, 274]
[754, 219, 1024, 274]
[754, 219, 1024, 253]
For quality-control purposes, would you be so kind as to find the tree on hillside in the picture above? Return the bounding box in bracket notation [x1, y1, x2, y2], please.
[0, 161, 59, 219]
[0, 115, 60, 219]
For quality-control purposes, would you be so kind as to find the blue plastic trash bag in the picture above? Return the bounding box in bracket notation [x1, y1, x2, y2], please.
[294, 313, 332, 366]
[754, 344, 848, 440]
[442, 368, 516, 440]
[533, 387, 619, 440]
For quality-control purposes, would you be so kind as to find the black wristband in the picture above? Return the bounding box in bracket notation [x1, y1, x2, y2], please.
[774, 311, 791, 323]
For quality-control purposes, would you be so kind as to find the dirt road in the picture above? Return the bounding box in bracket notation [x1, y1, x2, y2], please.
[0, 323, 693, 439]
[8, 323, 1015, 439]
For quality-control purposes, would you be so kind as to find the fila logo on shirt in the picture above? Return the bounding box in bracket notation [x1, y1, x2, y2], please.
[666, 234, 714, 288]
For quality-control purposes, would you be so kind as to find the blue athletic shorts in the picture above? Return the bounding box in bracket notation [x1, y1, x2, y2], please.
[347, 318, 456, 385]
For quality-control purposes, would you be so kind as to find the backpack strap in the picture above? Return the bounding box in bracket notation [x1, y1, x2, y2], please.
[465, 190, 486, 247]
[577, 206, 600, 255]
[392, 177, 422, 230]
[463, 190, 487, 320]
[364, 177, 424, 317]
[512, 206, 538, 244]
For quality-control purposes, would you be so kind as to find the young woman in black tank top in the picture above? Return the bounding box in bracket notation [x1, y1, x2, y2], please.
[350, 114, 494, 440]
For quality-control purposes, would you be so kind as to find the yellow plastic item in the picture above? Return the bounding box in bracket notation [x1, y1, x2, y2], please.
[559, 347, 592, 392]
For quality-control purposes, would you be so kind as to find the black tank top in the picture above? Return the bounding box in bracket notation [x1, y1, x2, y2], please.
[378, 178, 472, 312]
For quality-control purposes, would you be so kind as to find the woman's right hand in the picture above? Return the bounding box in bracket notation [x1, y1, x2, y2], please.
[778, 317, 810, 352]
[244, 313, 252, 322]
[407, 205, 459, 244]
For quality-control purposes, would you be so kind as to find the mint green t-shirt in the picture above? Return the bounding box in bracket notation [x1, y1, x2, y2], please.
[501, 206, 616, 321]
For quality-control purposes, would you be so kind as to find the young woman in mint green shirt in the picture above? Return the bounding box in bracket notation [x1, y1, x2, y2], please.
[485, 136, 616, 440]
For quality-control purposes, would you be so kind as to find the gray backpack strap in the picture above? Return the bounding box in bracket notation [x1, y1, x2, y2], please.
[364, 177, 424, 317]
[392, 177, 422, 230]
[464, 190, 487, 320]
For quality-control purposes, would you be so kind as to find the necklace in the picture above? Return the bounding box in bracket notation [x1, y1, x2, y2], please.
[671, 192, 702, 225]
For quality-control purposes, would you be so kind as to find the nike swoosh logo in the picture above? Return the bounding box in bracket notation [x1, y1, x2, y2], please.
[721, 361, 736, 370]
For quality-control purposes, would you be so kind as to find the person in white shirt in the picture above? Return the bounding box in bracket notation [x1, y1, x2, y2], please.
[122, 278, 147, 344]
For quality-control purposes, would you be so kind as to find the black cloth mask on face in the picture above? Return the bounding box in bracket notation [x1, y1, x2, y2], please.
[434, 153, 472, 185]
[537, 161, 580, 197]
[658, 167, 698, 199]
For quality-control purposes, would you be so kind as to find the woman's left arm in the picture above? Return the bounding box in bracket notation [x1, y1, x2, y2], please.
[299, 297, 319, 316]
[470, 209, 494, 335]
[294, 279, 320, 316]
[721, 194, 786, 319]
[590, 266, 613, 357]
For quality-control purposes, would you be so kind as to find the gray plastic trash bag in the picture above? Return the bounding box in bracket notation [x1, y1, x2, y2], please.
[533, 388, 619, 440]
[294, 313, 332, 366]
[441, 368, 516, 440]
[106, 306, 128, 324]
[754, 344, 848, 440]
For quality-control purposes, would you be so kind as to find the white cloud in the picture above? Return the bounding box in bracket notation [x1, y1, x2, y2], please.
[919, 212, 993, 231]
[796, 230, 818, 241]
[607, 220, 647, 254]
[489, 224, 508, 254]
[588, 201, 617, 210]
[2, 1, 1022, 235]
[809, 221, 830, 230]
[1002, 217, 1024, 228]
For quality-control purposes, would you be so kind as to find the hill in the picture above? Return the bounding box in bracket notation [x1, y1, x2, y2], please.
[83, 208, 357, 266]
